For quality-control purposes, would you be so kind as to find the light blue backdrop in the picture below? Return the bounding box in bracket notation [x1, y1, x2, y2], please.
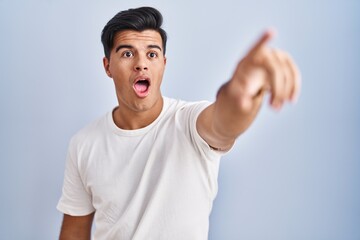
[0, 0, 359, 239]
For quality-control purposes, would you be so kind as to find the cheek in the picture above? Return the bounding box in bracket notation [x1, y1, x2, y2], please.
[154, 70, 164, 86]
[154, 64, 165, 78]
[110, 58, 132, 71]
[111, 65, 131, 81]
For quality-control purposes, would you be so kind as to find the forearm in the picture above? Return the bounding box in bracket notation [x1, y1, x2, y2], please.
[197, 80, 264, 151]
[213, 79, 264, 139]
[59, 213, 95, 240]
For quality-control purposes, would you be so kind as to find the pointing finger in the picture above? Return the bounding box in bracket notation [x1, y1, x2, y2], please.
[248, 29, 275, 56]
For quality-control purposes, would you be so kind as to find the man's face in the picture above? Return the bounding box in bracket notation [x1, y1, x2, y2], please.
[103, 29, 166, 114]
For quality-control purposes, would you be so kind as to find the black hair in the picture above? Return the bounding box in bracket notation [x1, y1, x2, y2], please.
[101, 6, 167, 59]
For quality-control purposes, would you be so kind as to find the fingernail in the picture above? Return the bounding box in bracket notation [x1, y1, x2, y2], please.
[272, 100, 282, 110]
[291, 94, 299, 104]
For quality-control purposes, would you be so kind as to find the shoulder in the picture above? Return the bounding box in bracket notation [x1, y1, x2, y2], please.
[69, 111, 111, 150]
[163, 97, 211, 114]
[162, 97, 213, 133]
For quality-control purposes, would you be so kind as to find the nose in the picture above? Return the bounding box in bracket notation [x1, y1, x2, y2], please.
[134, 56, 148, 71]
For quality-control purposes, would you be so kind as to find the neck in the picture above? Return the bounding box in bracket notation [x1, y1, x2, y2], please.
[112, 97, 164, 130]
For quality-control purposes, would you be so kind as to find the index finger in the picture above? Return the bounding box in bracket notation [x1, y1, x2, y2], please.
[248, 29, 275, 55]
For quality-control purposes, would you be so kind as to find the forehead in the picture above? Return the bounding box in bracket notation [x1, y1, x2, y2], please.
[113, 30, 163, 47]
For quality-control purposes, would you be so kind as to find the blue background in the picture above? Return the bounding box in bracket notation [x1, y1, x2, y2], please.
[0, 0, 359, 239]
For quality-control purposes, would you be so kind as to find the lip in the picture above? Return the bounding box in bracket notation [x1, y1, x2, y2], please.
[133, 75, 151, 98]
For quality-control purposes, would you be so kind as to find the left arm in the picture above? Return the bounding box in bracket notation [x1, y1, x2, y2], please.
[197, 30, 301, 151]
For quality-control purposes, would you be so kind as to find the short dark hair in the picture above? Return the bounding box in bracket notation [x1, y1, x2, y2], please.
[101, 6, 167, 59]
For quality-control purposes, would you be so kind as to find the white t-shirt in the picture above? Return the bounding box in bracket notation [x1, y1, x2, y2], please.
[57, 97, 224, 240]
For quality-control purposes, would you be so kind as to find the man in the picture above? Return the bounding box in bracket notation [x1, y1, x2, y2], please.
[57, 6, 300, 240]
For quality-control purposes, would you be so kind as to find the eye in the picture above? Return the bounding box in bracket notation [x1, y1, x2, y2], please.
[122, 51, 133, 58]
[148, 52, 158, 58]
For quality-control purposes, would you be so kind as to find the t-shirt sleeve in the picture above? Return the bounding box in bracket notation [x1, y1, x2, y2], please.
[176, 100, 229, 199]
[57, 138, 95, 216]
[185, 101, 231, 160]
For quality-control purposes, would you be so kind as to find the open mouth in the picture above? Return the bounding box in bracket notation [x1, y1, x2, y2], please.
[133, 78, 150, 97]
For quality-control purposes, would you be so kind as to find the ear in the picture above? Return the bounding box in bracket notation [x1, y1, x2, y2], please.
[163, 56, 167, 66]
[103, 57, 112, 78]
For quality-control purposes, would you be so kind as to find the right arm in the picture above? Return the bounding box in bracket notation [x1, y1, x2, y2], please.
[197, 30, 301, 151]
[59, 212, 95, 240]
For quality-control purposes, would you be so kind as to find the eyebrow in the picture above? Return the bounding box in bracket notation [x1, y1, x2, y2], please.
[148, 45, 162, 51]
[115, 44, 162, 53]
